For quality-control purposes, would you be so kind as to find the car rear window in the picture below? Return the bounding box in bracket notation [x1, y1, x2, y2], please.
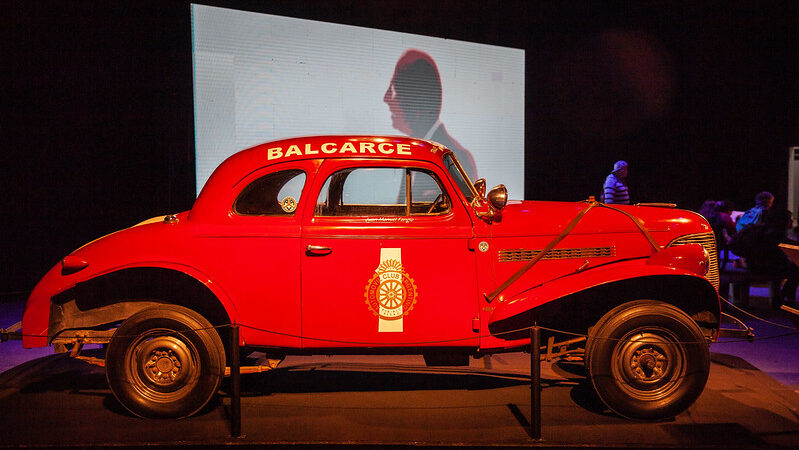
[234, 169, 306, 215]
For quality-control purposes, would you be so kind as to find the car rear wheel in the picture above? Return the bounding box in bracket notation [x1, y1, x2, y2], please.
[586, 300, 710, 420]
[106, 305, 225, 419]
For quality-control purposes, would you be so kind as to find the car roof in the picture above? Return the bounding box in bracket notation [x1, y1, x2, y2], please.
[190, 135, 453, 223]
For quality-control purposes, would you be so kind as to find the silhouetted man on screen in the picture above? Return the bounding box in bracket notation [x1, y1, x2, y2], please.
[384, 49, 478, 180]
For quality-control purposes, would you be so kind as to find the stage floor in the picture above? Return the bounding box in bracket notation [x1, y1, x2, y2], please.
[1, 296, 798, 449]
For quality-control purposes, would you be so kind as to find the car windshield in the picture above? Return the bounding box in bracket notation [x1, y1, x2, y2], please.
[443, 153, 476, 203]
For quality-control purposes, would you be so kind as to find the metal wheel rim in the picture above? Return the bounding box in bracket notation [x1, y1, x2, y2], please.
[126, 329, 201, 403]
[610, 327, 686, 401]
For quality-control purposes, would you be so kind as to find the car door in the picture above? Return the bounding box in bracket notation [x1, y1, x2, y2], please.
[300, 159, 479, 349]
[191, 160, 318, 348]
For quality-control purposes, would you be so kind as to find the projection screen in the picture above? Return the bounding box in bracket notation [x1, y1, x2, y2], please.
[191, 4, 525, 199]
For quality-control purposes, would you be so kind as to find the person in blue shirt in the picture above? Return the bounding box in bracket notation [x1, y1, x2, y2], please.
[602, 160, 629, 204]
[736, 191, 774, 232]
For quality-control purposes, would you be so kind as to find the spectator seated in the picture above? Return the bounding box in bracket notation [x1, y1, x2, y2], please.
[719, 259, 784, 309]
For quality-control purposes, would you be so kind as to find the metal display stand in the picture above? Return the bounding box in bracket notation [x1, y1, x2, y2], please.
[229, 324, 241, 437]
[530, 324, 542, 440]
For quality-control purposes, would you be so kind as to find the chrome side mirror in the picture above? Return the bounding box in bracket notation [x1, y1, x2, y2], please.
[487, 184, 508, 210]
[474, 178, 487, 198]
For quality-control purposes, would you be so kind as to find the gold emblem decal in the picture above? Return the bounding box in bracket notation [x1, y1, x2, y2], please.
[364, 259, 418, 321]
[280, 197, 297, 213]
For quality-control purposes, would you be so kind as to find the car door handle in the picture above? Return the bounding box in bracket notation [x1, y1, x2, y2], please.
[306, 245, 333, 256]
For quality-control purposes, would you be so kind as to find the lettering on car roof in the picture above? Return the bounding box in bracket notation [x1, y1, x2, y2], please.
[267, 141, 412, 160]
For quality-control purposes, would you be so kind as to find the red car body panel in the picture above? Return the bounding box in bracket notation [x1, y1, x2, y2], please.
[299, 157, 479, 348]
[489, 250, 708, 326]
[487, 202, 712, 299]
[22, 135, 720, 354]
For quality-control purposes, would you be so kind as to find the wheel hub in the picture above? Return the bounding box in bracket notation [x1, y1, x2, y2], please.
[135, 335, 194, 390]
[630, 347, 665, 380]
[611, 329, 686, 401]
[147, 349, 182, 383]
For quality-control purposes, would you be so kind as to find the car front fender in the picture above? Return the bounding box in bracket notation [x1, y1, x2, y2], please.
[488, 261, 719, 340]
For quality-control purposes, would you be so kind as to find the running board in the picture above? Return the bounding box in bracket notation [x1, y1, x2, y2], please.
[781, 304, 799, 329]
[718, 312, 755, 341]
[0, 321, 22, 342]
[225, 359, 283, 377]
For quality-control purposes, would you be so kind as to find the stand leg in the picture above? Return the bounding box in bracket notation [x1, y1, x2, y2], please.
[530, 324, 542, 440]
[230, 324, 241, 437]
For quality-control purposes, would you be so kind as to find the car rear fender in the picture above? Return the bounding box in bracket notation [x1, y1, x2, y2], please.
[487, 263, 720, 341]
[45, 264, 238, 346]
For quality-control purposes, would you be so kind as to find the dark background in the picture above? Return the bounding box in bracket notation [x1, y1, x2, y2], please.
[3, 1, 797, 293]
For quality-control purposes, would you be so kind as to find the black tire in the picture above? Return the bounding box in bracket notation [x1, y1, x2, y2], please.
[106, 305, 225, 419]
[586, 300, 710, 420]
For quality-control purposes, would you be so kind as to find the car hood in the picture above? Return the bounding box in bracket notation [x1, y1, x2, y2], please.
[491, 200, 710, 243]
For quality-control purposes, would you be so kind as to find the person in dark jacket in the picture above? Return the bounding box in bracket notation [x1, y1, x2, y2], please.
[708, 200, 736, 247]
[730, 208, 799, 306]
[384, 49, 478, 180]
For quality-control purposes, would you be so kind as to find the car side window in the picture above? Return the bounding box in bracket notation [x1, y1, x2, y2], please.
[234, 169, 306, 216]
[315, 167, 449, 217]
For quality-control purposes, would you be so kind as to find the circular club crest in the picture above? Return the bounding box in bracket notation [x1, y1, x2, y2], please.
[280, 196, 297, 213]
[364, 259, 418, 320]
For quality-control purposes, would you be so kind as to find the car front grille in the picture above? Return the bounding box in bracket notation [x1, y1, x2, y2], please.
[498, 246, 616, 262]
[667, 232, 719, 290]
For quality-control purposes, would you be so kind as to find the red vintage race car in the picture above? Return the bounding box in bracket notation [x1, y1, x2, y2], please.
[18, 135, 721, 420]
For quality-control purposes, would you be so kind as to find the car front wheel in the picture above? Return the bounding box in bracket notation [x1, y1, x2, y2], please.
[586, 300, 710, 420]
[106, 305, 225, 419]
